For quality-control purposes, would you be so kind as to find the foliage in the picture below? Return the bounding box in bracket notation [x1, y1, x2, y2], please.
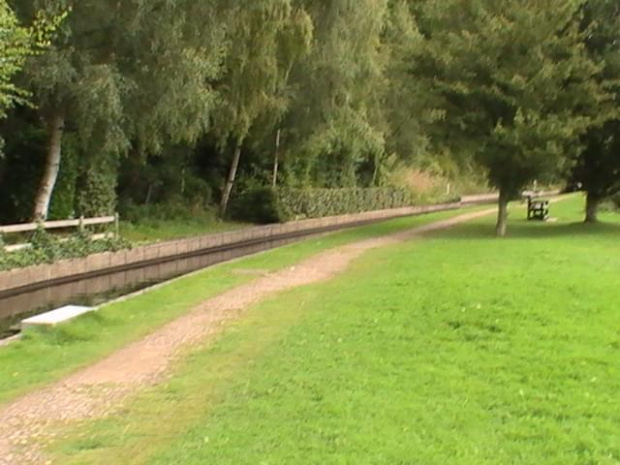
[48, 134, 78, 219]
[279, 0, 390, 188]
[120, 200, 207, 225]
[0, 116, 47, 222]
[409, 0, 611, 234]
[119, 215, 247, 244]
[229, 186, 456, 223]
[13, 0, 228, 219]
[213, 1, 312, 148]
[1, 1, 619, 234]
[228, 187, 282, 224]
[0, 227, 130, 271]
[275, 187, 417, 220]
[214, 0, 313, 213]
[571, 0, 620, 219]
[0, 0, 60, 119]
[76, 164, 118, 217]
[117, 150, 214, 218]
[0, 0, 31, 119]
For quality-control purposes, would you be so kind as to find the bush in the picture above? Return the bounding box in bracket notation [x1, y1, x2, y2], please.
[76, 167, 118, 218]
[119, 197, 217, 224]
[0, 228, 131, 272]
[228, 187, 282, 224]
[229, 187, 451, 223]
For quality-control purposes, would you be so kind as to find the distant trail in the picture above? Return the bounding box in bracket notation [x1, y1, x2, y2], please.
[0, 208, 497, 465]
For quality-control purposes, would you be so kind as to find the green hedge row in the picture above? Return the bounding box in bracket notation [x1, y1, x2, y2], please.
[230, 187, 455, 224]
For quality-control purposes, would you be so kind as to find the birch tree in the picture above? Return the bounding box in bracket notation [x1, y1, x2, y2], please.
[15, 0, 226, 220]
[215, 0, 312, 215]
[280, 0, 390, 188]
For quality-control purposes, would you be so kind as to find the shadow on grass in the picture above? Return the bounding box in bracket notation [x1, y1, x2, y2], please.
[436, 219, 620, 241]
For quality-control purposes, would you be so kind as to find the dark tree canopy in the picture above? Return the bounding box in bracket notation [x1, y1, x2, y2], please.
[0, 0, 617, 233]
[572, 0, 620, 222]
[407, 0, 610, 235]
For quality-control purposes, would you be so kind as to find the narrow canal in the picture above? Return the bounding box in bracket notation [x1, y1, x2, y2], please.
[0, 232, 303, 338]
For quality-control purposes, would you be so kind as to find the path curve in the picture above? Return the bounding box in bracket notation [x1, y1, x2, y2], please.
[0, 208, 496, 464]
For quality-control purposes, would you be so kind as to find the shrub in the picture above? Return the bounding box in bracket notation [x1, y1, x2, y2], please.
[119, 197, 217, 224]
[0, 228, 131, 272]
[229, 187, 453, 223]
[76, 168, 118, 218]
[228, 187, 282, 224]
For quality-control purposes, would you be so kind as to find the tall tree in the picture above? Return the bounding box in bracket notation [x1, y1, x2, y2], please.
[280, 0, 389, 188]
[0, 1, 58, 120]
[382, 0, 430, 167]
[15, 0, 226, 220]
[0, 0, 32, 121]
[409, 0, 608, 236]
[572, 0, 620, 223]
[215, 0, 312, 215]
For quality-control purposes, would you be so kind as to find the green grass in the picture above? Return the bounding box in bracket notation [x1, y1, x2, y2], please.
[119, 217, 250, 243]
[0, 206, 477, 405]
[50, 195, 620, 465]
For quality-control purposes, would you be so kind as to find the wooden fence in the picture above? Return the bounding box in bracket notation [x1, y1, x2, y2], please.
[0, 215, 119, 253]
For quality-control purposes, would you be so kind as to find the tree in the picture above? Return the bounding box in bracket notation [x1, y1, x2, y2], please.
[382, 0, 432, 169]
[572, 0, 620, 223]
[215, 0, 312, 215]
[0, 1, 58, 120]
[15, 0, 226, 220]
[409, 0, 608, 236]
[278, 0, 390, 189]
[0, 0, 31, 120]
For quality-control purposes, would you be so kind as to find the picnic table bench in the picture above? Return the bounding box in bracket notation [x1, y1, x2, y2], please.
[527, 197, 549, 221]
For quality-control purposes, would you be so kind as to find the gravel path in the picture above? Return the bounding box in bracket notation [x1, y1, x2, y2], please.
[0, 208, 496, 464]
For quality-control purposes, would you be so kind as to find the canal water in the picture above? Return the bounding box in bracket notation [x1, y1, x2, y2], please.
[0, 234, 301, 338]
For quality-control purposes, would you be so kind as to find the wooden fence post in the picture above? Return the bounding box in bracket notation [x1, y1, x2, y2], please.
[114, 213, 120, 238]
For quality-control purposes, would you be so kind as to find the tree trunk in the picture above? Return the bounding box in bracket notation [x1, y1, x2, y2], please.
[585, 193, 600, 224]
[145, 184, 154, 205]
[371, 155, 380, 186]
[33, 113, 65, 221]
[272, 129, 281, 189]
[496, 191, 509, 237]
[220, 144, 242, 217]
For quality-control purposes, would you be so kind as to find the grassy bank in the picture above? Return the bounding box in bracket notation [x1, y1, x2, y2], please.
[50, 195, 620, 465]
[119, 217, 250, 244]
[0, 206, 482, 405]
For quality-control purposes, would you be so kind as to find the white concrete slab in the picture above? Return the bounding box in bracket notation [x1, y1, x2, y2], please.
[21, 305, 95, 328]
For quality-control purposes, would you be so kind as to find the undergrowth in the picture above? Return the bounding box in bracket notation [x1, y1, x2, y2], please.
[0, 228, 130, 271]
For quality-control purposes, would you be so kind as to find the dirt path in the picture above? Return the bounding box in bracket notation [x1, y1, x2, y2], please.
[0, 208, 496, 465]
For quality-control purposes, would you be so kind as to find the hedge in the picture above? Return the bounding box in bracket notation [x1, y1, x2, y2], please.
[229, 187, 452, 224]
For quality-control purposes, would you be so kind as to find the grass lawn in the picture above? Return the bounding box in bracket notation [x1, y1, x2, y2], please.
[50, 195, 620, 465]
[119, 217, 251, 244]
[0, 206, 480, 405]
